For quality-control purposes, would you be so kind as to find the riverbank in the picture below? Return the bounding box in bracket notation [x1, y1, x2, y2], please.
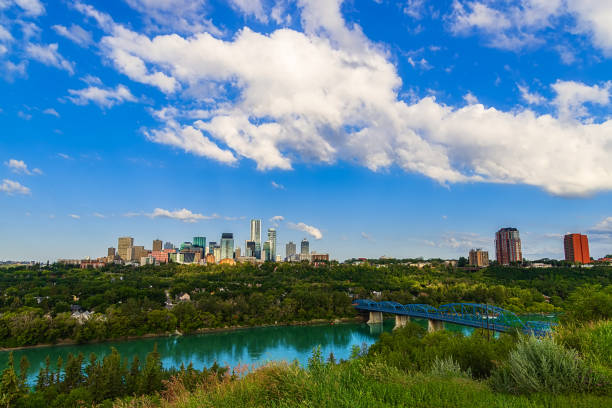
[0, 316, 364, 352]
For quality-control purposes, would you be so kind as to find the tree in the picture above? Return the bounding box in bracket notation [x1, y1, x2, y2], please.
[458, 257, 468, 267]
[0, 353, 25, 408]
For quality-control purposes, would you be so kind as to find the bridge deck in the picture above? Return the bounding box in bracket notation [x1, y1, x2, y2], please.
[353, 300, 554, 337]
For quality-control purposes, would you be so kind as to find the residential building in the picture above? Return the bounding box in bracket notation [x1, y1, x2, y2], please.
[300, 238, 310, 256]
[495, 228, 522, 265]
[286, 241, 296, 260]
[117, 237, 134, 261]
[311, 253, 329, 263]
[469, 249, 489, 267]
[267, 228, 277, 260]
[205, 253, 216, 264]
[107, 247, 116, 258]
[193, 236, 206, 249]
[263, 241, 271, 261]
[164, 242, 174, 250]
[213, 246, 221, 262]
[152, 239, 163, 252]
[133, 246, 148, 261]
[564, 234, 590, 264]
[220, 233, 234, 260]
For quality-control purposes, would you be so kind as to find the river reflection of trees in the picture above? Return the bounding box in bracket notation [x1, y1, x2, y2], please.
[1, 321, 394, 382]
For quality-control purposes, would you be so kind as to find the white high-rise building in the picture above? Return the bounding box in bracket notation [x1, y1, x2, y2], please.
[267, 228, 277, 261]
[250, 219, 262, 258]
[220, 233, 234, 260]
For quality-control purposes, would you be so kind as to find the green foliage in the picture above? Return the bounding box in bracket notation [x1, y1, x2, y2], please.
[0, 353, 26, 408]
[429, 356, 472, 379]
[563, 285, 612, 323]
[490, 336, 609, 395]
[368, 323, 515, 378]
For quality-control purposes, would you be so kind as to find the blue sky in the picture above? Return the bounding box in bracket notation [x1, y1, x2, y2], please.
[1, 0, 612, 262]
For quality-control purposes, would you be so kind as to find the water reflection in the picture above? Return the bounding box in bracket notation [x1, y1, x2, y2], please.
[0, 320, 395, 385]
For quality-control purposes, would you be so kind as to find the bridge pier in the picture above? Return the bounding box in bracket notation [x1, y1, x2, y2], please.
[428, 319, 444, 332]
[367, 311, 383, 324]
[394, 315, 410, 330]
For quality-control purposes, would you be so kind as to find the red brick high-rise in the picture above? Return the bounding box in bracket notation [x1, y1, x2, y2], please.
[495, 228, 522, 265]
[564, 234, 590, 264]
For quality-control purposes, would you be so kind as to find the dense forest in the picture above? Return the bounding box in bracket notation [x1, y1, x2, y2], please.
[0, 262, 610, 348]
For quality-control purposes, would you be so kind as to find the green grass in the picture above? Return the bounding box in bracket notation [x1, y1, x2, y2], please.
[138, 358, 612, 408]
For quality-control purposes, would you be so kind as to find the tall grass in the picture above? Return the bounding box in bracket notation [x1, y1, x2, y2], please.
[490, 336, 608, 395]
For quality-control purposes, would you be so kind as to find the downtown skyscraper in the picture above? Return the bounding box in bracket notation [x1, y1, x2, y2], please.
[250, 219, 262, 259]
[267, 228, 277, 261]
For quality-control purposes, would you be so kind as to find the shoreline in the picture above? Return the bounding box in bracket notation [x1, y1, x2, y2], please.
[0, 316, 364, 352]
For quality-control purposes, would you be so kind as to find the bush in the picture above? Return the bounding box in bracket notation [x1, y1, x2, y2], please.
[490, 336, 609, 395]
[429, 356, 472, 379]
[556, 321, 612, 368]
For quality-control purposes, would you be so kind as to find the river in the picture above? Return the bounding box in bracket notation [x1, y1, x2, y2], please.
[0, 316, 547, 385]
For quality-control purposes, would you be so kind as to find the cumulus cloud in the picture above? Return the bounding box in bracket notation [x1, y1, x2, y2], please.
[5, 159, 42, 175]
[551, 80, 611, 121]
[75, 1, 612, 196]
[67, 84, 137, 108]
[145, 207, 218, 223]
[289, 222, 323, 240]
[0, 179, 30, 195]
[270, 215, 284, 222]
[52, 24, 93, 46]
[25, 43, 74, 74]
[448, 1, 612, 56]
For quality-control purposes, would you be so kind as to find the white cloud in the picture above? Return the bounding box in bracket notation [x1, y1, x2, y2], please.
[229, 0, 268, 23]
[69, 214, 80, 219]
[92, 212, 106, 218]
[52, 24, 93, 47]
[144, 120, 237, 164]
[25, 43, 74, 74]
[146, 207, 218, 223]
[463, 92, 478, 105]
[566, 0, 612, 56]
[289, 222, 323, 240]
[361, 231, 373, 241]
[0, 179, 30, 195]
[17, 111, 31, 120]
[403, 0, 427, 19]
[67, 84, 137, 108]
[57, 153, 71, 159]
[123, 0, 221, 35]
[77, 1, 612, 197]
[270, 215, 284, 222]
[589, 217, 612, 234]
[551, 80, 611, 121]
[271, 181, 285, 189]
[14, 0, 45, 16]
[518, 84, 546, 105]
[43, 108, 59, 117]
[436, 231, 490, 250]
[5, 158, 42, 175]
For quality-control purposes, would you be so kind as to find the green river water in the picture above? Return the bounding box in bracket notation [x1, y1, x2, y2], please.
[0, 315, 554, 385]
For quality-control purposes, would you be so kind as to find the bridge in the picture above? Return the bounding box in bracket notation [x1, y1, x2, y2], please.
[353, 299, 554, 337]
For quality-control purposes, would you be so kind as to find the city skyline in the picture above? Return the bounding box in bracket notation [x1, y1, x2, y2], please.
[2, 1, 612, 261]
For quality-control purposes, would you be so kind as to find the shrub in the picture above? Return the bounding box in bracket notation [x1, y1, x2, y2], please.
[490, 336, 609, 395]
[429, 356, 472, 379]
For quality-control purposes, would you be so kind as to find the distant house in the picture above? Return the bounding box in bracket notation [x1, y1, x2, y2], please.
[178, 293, 191, 302]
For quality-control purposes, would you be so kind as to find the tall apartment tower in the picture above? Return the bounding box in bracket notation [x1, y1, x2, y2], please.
[220, 233, 234, 260]
[267, 228, 277, 261]
[193, 237, 206, 249]
[564, 234, 590, 264]
[117, 237, 134, 261]
[495, 228, 522, 265]
[301, 238, 310, 254]
[250, 219, 262, 258]
[469, 249, 489, 267]
[152, 239, 163, 252]
[286, 241, 297, 260]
